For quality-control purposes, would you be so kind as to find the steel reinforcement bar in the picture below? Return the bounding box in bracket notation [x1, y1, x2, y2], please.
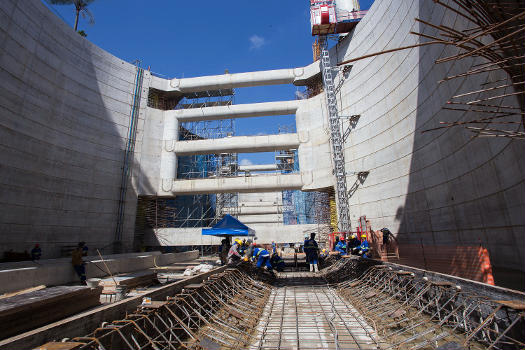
[332, 263, 525, 350]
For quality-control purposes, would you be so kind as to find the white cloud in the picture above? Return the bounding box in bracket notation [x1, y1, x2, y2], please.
[295, 90, 308, 100]
[249, 35, 266, 50]
[240, 158, 253, 166]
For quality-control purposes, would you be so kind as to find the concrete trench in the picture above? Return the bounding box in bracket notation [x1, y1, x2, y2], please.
[27, 259, 525, 350]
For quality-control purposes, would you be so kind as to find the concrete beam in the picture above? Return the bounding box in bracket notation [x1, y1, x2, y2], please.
[239, 164, 279, 172]
[164, 63, 320, 93]
[171, 100, 302, 122]
[172, 134, 300, 156]
[160, 174, 303, 195]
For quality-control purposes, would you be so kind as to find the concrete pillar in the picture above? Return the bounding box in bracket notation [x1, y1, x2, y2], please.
[160, 115, 178, 185]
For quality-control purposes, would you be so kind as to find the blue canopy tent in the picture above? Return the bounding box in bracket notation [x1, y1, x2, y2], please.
[202, 214, 256, 237]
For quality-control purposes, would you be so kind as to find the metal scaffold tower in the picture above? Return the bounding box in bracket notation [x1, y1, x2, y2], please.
[319, 36, 351, 233]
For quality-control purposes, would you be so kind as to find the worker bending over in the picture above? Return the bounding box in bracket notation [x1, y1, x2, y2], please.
[252, 246, 274, 275]
[227, 239, 242, 264]
[356, 234, 370, 258]
[304, 232, 320, 272]
[270, 253, 285, 272]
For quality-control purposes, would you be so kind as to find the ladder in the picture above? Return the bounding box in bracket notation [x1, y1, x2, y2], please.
[319, 36, 351, 233]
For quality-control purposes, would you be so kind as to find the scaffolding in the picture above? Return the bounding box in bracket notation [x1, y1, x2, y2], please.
[135, 90, 239, 237]
[276, 125, 331, 228]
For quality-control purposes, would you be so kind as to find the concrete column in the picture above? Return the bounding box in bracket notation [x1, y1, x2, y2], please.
[160, 115, 178, 183]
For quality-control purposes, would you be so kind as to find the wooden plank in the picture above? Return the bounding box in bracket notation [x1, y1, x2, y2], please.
[0, 286, 101, 340]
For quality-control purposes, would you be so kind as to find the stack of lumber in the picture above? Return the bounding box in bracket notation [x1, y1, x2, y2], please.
[0, 286, 102, 340]
[98, 271, 157, 292]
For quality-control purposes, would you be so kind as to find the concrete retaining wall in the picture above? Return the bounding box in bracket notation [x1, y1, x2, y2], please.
[0, 250, 199, 294]
[0, 0, 154, 257]
[332, 0, 524, 279]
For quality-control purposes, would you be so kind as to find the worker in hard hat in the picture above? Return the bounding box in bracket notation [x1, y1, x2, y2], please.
[271, 240, 277, 254]
[227, 238, 242, 264]
[270, 252, 286, 272]
[356, 234, 370, 258]
[335, 236, 347, 255]
[304, 232, 320, 272]
[348, 233, 361, 254]
[252, 246, 274, 275]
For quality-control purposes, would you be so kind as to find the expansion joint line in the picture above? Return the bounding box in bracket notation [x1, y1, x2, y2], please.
[319, 35, 351, 232]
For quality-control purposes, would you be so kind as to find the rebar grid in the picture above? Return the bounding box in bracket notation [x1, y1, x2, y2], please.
[334, 265, 525, 350]
[249, 284, 383, 350]
[65, 269, 271, 350]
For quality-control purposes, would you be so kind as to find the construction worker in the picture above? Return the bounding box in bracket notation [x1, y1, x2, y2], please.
[31, 244, 42, 261]
[219, 238, 230, 265]
[357, 234, 370, 258]
[252, 246, 273, 274]
[333, 235, 340, 251]
[304, 232, 320, 272]
[270, 253, 286, 272]
[71, 242, 88, 285]
[335, 236, 347, 255]
[271, 240, 276, 254]
[227, 239, 242, 264]
[348, 234, 361, 253]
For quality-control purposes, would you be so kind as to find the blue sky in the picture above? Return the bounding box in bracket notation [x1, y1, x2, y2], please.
[43, 0, 375, 165]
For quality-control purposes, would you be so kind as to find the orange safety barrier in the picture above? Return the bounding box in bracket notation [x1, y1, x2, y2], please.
[393, 244, 495, 285]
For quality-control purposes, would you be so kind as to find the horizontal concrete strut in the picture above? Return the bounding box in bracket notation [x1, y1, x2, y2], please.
[166, 64, 320, 93]
[161, 174, 303, 195]
[171, 100, 302, 122]
[172, 134, 300, 155]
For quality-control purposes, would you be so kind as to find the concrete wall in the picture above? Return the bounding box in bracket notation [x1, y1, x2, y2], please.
[146, 224, 321, 246]
[0, 250, 199, 294]
[0, 0, 152, 257]
[332, 0, 524, 278]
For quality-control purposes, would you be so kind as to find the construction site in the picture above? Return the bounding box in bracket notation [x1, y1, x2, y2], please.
[0, 0, 524, 349]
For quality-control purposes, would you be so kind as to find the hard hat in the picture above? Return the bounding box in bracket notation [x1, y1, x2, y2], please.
[234, 239, 242, 245]
[361, 234, 367, 238]
[351, 234, 356, 239]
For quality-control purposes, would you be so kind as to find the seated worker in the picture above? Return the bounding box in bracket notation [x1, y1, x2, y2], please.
[270, 253, 285, 272]
[356, 234, 370, 258]
[252, 246, 274, 274]
[227, 239, 242, 264]
[335, 237, 347, 255]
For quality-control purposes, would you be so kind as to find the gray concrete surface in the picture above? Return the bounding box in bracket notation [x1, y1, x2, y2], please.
[333, 0, 524, 273]
[0, 250, 199, 294]
[0, 0, 151, 257]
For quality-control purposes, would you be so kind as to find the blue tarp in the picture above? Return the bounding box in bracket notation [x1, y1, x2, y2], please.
[201, 214, 255, 237]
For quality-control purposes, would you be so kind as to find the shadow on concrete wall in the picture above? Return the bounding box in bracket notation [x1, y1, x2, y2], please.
[396, 2, 524, 290]
[0, 0, 155, 259]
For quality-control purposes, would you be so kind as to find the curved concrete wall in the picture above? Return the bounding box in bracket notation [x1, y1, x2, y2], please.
[331, 0, 524, 277]
[0, 0, 151, 257]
